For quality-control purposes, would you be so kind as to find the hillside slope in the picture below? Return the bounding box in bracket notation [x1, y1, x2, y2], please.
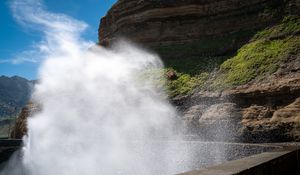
[0, 76, 34, 118]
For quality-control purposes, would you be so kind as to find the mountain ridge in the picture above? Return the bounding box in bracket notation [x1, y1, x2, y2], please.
[0, 75, 34, 118]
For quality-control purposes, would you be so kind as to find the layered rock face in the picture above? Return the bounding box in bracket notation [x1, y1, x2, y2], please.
[99, 0, 299, 58]
[99, 0, 300, 142]
[179, 55, 300, 142]
[11, 0, 299, 142]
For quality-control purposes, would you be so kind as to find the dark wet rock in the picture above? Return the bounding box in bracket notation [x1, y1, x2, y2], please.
[165, 70, 178, 80]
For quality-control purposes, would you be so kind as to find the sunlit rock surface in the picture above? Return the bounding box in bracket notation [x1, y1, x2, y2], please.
[11, 0, 300, 142]
[98, 0, 300, 142]
[181, 58, 300, 142]
[99, 0, 299, 58]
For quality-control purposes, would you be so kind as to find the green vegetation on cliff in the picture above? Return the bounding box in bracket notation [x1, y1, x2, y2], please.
[253, 15, 300, 40]
[140, 68, 208, 97]
[165, 70, 208, 97]
[162, 56, 228, 75]
[211, 37, 300, 89]
[209, 16, 300, 90]
[163, 15, 300, 96]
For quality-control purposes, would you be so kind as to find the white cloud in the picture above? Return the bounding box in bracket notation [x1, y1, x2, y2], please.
[8, 0, 89, 64]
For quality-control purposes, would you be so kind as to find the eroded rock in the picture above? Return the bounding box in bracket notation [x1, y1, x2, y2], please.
[99, 0, 299, 58]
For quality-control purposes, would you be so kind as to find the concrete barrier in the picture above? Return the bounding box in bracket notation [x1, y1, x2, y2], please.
[178, 146, 300, 175]
[0, 140, 299, 175]
[0, 139, 22, 164]
[0, 139, 22, 147]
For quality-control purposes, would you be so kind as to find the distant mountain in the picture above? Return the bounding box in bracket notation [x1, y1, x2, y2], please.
[0, 76, 34, 118]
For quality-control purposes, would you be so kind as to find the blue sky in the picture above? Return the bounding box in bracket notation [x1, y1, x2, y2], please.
[0, 0, 116, 80]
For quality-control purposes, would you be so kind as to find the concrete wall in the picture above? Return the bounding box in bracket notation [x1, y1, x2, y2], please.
[0, 139, 22, 164]
[179, 147, 300, 175]
[0, 140, 299, 175]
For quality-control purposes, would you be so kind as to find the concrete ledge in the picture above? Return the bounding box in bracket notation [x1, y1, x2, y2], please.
[178, 146, 300, 175]
[0, 139, 22, 147]
[0, 139, 22, 164]
[0, 140, 299, 175]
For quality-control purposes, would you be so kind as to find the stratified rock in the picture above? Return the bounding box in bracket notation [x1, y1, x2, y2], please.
[177, 48, 300, 142]
[271, 97, 300, 140]
[183, 102, 242, 141]
[183, 104, 207, 133]
[199, 103, 242, 141]
[99, 0, 299, 58]
[240, 106, 280, 142]
[240, 98, 300, 142]
[181, 66, 300, 142]
[242, 106, 274, 124]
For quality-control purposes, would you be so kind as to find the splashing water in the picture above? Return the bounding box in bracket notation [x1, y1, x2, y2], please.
[0, 0, 195, 175]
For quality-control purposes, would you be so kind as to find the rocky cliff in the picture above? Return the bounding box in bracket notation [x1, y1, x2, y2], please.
[178, 14, 300, 142]
[99, 0, 299, 59]
[99, 0, 300, 142]
[10, 0, 300, 142]
[179, 63, 300, 142]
